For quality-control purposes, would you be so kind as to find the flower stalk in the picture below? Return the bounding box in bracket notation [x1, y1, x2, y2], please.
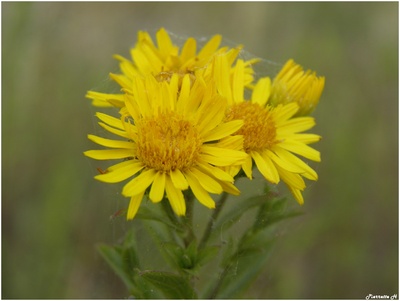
[182, 192, 196, 248]
[198, 191, 229, 250]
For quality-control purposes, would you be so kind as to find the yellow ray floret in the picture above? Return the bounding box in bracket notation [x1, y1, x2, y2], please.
[269, 59, 325, 116]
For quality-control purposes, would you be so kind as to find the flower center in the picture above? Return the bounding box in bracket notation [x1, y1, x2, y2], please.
[136, 112, 202, 172]
[226, 102, 277, 153]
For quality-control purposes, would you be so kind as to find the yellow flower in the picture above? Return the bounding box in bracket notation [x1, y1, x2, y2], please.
[213, 56, 321, 205]
[269, 59, 325, 116]
[87, 27, 257, 107]
[84, 73, 248, 220]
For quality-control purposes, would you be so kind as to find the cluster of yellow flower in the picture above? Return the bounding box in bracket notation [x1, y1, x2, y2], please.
[84, 28, 325, 220]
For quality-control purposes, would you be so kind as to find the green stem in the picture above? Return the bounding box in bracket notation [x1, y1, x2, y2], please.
[182, 192, 195, 247]
[207, 262, 232, 299]
[161, 198, 181, 228]
[198, 192, 228, 250]
[206, 190, 278, 299]
[206, 226, 249, 299]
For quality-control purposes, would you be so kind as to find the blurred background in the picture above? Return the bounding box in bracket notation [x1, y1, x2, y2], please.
[2, 2, 398, 299]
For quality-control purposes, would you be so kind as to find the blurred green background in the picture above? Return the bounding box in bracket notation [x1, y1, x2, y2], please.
[2, 2, 398, 299]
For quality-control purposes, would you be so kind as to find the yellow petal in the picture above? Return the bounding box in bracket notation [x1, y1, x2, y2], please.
[183, 77, 206, 116]
[219, 181, 240, 196]
[149, 172, 166, 203]
[266, 148, 306, 174]
[96, 112, 124, 130]
[114, 54, 139, 78]
[109, 73, 131, 90]
[187, 168, 223, 194]
[125, 96, 141, 121]
[252, 77, 271, 107]
[201, 146, 247, 166]
[232, 60, 244, 104]
[251, 151, 279, 184]
[131, 47, 154, 75]
[277, 117, 316, 134]
[98, 122, 130, 139]
[278, 140, 321, 162]
[95, 160, 144, 183]
[156, 28, 177, 58]
[283, 133, 321, 144]
[213, 55, 232, 101]
[202, 120, 243, 142]
[216, 135, 244, 151]
[288, 185, 304, 205]
[86, 91, 125, 108]
[226, 46, 243, 66]
[165, 176, 186, 216]
[196, 94, 226, 134]
[185, 172, 216, 209]
[138, 42, 164, 72]
[90, 98, 114, 108]
[164, 75, 177, 111]
[132, 76, 152, 117]
[177, 74, 191, 114]
[180, 37, 197, 62]
[242, 154, 253, 179]
[275, 165, 306, 191]
[88, 134, 135, 149]
[126, 191, 145, 220]
[273, 147, 318, 180]
[224, 165, 241, 178]
[197, 161, 234, 182]
[169, 169, 189, 190]
[273, 103, 299, 122]
[122, 169, 157, 197]
[197, 34, 222, 60]
[84, 149, 134, 160]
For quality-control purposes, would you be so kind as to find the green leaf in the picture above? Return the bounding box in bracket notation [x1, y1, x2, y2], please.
[121, 230, 142, 271]
[219, 237, 236, 268]
[204, 195, 300, 298]
[139, 270, 198, 299]
[97, 244, 135, 291]
[216, 245, 273, 299]
[136, 206, 184, 233]
[210, 194, 270, 240]
[207, 230, 275, 299]
[253, 197, 303, 231]
[196, 245, 219, 267]
[161, 241, 185, 270]
[183, 240, 198, 269]
[132, 268, 163, 299]
[162, 240, 212, 273]
[143, 221, 187, 271]
[97, 240, 162, 299]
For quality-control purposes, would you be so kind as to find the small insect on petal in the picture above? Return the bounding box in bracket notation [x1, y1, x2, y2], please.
[97, 167, 108, 174]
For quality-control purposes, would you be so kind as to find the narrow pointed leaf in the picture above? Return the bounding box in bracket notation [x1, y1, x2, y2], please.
[96, 244, 135, 290]
[139, 270, 198, 299]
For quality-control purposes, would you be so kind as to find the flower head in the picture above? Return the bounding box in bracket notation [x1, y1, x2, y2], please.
[213, 56, 321, 204]
[269, 59, 325, 116]
[87, 28, 257, 108]
[84, 73, 248, 219]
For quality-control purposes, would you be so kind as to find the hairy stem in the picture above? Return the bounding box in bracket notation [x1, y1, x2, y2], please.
[207, 261, 232, 299]
[198, 192, 228, 250]
[182, 192, 195, 247]
[161, 198, 181, 227]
